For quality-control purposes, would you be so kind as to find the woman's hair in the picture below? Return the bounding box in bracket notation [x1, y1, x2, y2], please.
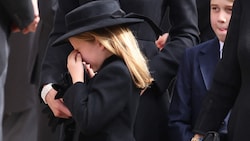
[74, 26, 153, 90]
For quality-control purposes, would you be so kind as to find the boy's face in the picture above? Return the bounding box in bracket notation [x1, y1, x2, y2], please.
[210, 0, 233, 42]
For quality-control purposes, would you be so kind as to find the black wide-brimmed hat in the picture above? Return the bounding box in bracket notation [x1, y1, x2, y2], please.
[53, 0, 147, 45]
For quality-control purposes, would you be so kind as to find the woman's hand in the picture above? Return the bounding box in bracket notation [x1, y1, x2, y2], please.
[21, 15, 40, 34]
[82, 62, 96, 78]
[12, 0, 40, 34]
[67, 50, 84, 83]
[45, 88, 72, 118]
[22, 0, 40, 34]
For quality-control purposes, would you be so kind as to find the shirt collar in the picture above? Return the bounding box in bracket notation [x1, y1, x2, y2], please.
[219, 41, 224, 59]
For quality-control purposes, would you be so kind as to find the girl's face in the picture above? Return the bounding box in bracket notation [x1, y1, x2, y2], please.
[210, 0, 233, 42]
[69, 37, 105, 72]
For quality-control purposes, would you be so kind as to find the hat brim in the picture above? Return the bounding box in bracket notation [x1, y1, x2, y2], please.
[52, 18, 143, 47]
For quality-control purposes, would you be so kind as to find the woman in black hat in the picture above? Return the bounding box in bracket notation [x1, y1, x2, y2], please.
[44, 1, 153, 141]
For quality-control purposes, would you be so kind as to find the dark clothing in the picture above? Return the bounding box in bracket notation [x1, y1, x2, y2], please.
[0, 0, 35, 113]
[168, 38, 220, 141]
[29, 0, 58, 86]
[32, 0, 60, 141]
[0, 0, 34, 87]
[193, 0, 250, 140]
[41, 0, 199, 141]
[0, 0, 34, 31]
[63, 56, 140, 141]
[168, 38, 228, 141]
[0, 0, 34, 139]
[5, 33, 36, 113]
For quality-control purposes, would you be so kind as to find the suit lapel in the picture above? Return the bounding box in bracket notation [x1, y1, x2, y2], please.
[199, 38, 220, 90]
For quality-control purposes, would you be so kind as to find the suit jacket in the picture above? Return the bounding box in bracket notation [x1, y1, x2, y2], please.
[194, 0, 250, 140]
[41, 0, 199, 141]
[0, 0, 34, 113]
[160, 0, 216, 42]
[168, 38, 220, 141]
[28, 0, 58, 87]
[0, 2, 34, 140]
[0, 0, 34, 78]
[0, 0, 34, 30]
[4, 33, 37, 113]
[62, 56, 140, 141]
[27, 1, 60, 141]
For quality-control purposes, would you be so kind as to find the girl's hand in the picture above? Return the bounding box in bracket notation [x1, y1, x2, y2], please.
[83, 62, 96, 78]
[67, 50, 84, 83]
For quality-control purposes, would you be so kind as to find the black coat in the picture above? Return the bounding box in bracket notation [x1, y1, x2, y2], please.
[41, 0, 199, 141]
[28, 0, 58, 87]
[29, 1, 60, 141]
[168, 38, 220, 141]
[193, 0, 250, 140]
[63, 56, 140, 141]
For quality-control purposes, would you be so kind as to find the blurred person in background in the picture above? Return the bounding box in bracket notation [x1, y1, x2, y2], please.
[0, 0, 39, 140]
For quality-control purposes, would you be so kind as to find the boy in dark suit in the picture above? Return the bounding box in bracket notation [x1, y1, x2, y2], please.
[193, 0, 250, 140]
[167, 0, 234, 140]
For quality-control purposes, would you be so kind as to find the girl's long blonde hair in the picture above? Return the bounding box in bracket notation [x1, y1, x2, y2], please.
[75, 25, 153, 90]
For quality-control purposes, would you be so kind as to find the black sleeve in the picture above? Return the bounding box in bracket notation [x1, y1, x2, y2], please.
[0, 0, 34, 29]
[150, 0, 200, 93]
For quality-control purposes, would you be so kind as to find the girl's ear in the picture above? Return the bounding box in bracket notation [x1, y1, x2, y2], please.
[97, 42, 105, 50]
